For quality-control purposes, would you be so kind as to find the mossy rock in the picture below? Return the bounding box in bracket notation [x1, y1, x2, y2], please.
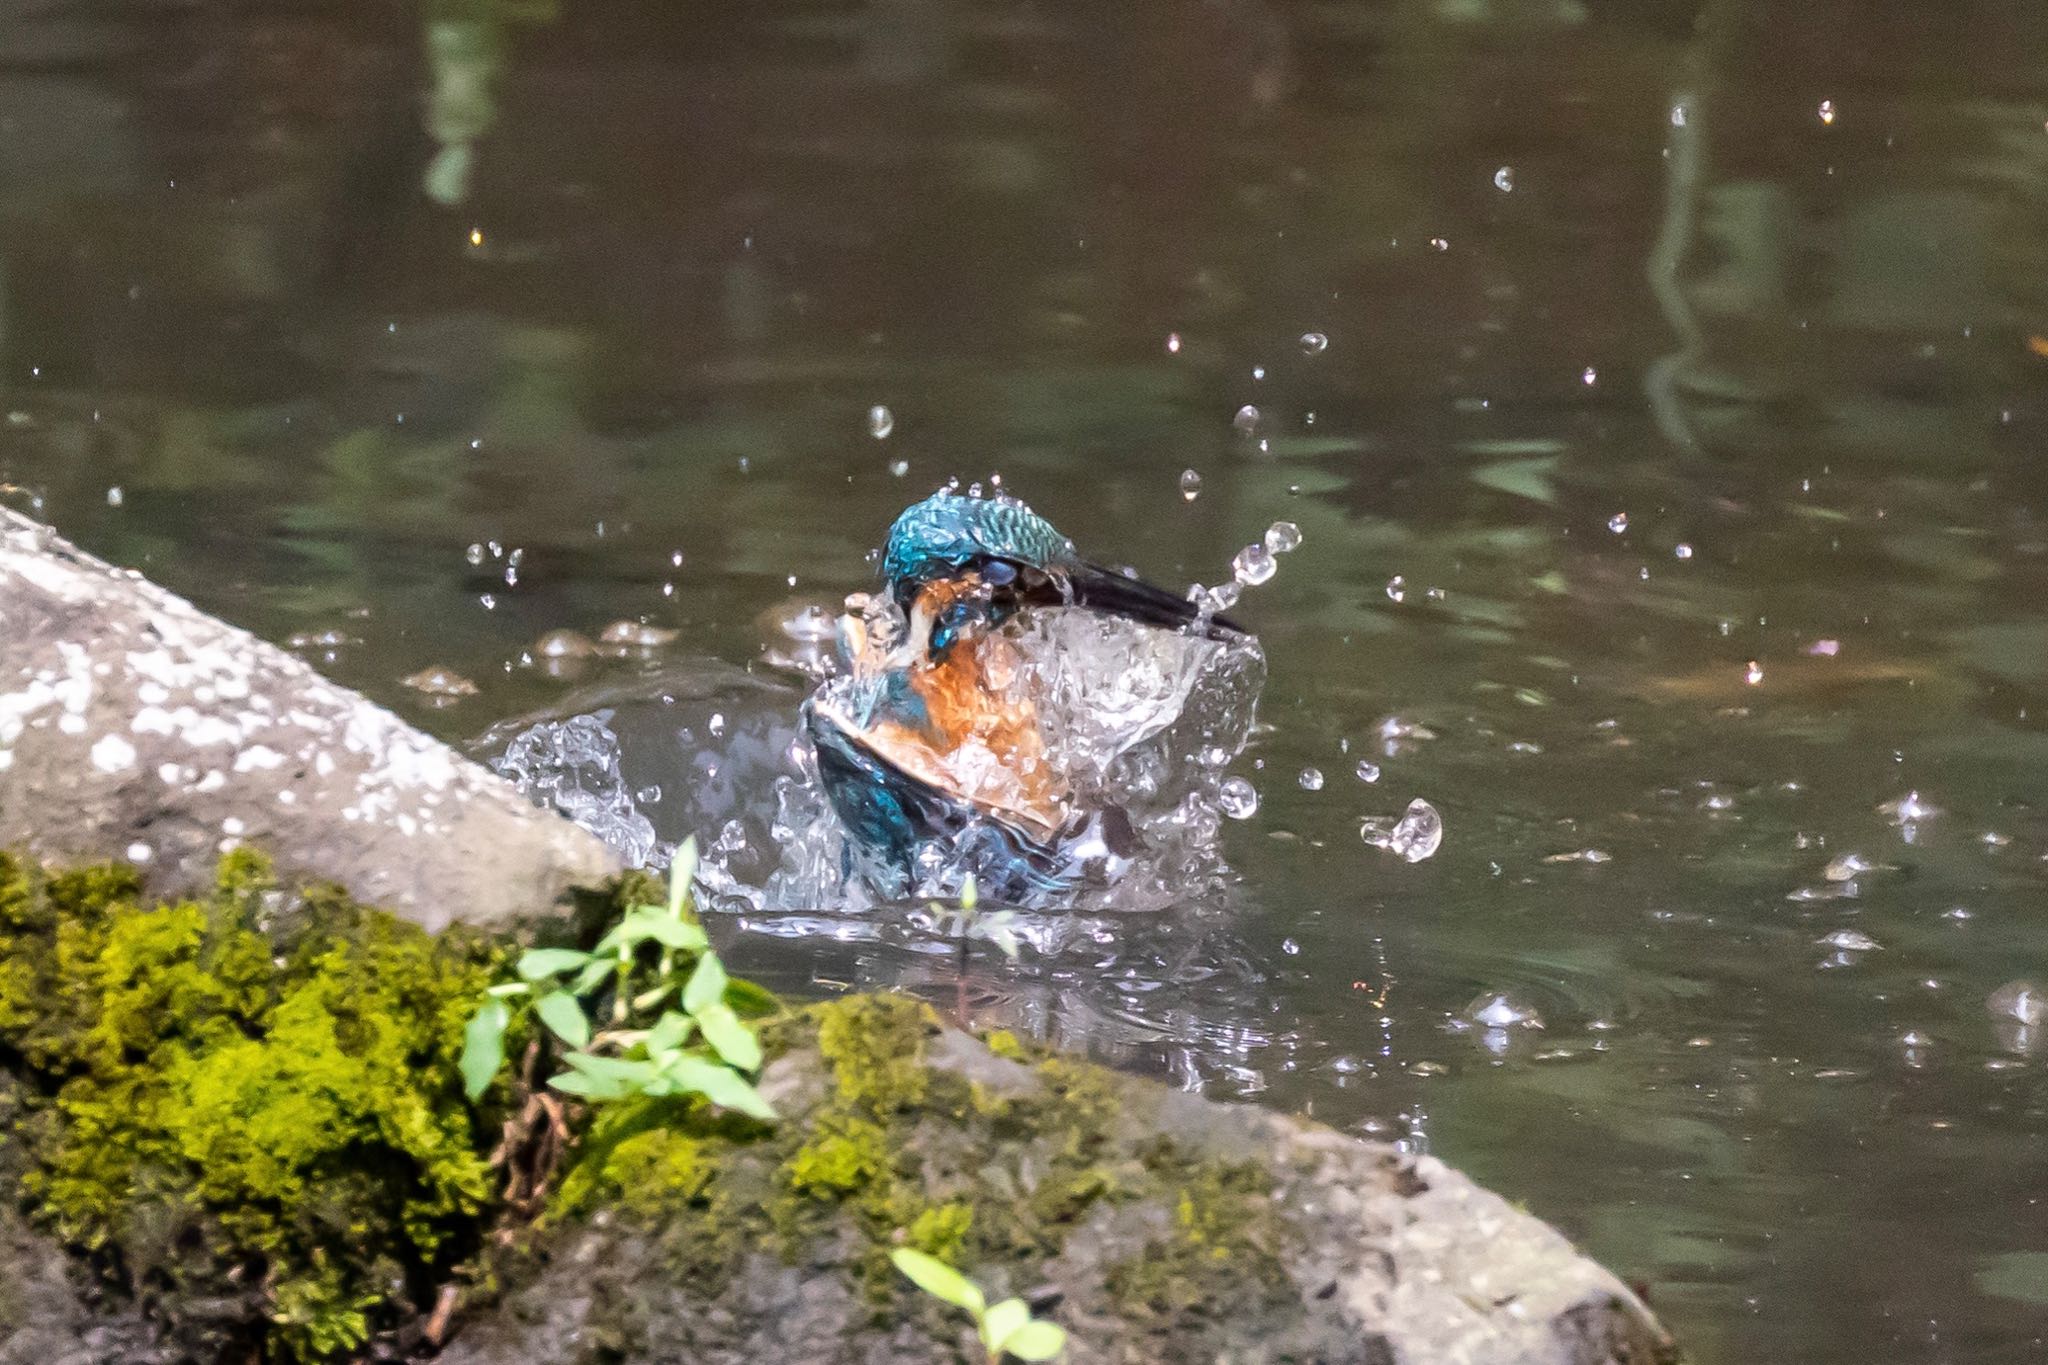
[0, 849, 516, 1362]
[446, 995, 1680, 1365]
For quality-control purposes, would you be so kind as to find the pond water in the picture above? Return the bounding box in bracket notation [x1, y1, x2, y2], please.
[6, 0, 2048, 1358]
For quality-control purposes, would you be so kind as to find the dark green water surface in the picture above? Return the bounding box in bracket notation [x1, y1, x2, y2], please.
[5, 1, 2048, 1358]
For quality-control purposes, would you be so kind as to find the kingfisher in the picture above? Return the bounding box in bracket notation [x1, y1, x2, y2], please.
[803, 487, 1247, 902]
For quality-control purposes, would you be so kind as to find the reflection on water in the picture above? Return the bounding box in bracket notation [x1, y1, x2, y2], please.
[7, 0, 2048, 1359]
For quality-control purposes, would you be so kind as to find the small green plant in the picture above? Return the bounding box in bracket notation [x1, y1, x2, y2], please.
[890, 1247, 1067, 1362]
[933, 874, 1026, 961]
[459, 840, 775, 1119]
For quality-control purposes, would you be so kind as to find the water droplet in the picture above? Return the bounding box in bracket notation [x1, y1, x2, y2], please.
[1355, 760, 1381, 783]
[105, 486, 123, 507]
[1607, 512, 1628, 533]
[1464, 991, 1542, 1029]
[1233, 543, 1277, 586]
[1582, 366, 1598, 387]
[1218, 776, 1259, 819]
[1363, 798, 1442, 862]
[1166, 332, 1182, 354]
[1745, 660, 1765, 686]
[465, 542, 485, 566]
[1180, 468, 1203, 501]
[889, 459, 909, 477]
[1673, 543, 1693, 560]
[1233, 404, 1261, 434]
[1880, 790, 1941, 824]
[1298, 767, 1324, 791]
[708, 712, 726, 737]
[867, 405, 895, 439]
[1264, 520, 1303, 554]
[1385, 575, 1407, 603]
[635, 784, 663, 804]
[1299, 331, 1329, 354]
[1492, 166, 1514, 192]
[1818, 98, 1836, 126]
[1252, 365, 1266, 381]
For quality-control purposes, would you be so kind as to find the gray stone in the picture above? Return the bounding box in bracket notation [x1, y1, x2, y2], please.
[440, 1016, 1678, 1365]
[0, 507, 619, 929]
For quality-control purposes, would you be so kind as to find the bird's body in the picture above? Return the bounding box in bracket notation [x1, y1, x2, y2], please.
[803, 487, 1251, 902]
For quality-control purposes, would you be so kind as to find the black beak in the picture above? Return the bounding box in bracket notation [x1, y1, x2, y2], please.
[1063, 562, 1247, 640]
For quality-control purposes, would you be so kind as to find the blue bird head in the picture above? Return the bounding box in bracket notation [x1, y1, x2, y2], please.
[880, 488, 1243, 662]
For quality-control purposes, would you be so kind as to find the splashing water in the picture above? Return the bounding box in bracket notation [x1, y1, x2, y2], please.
[493, 489, 1275, 914]
[491, 713, 657, 866]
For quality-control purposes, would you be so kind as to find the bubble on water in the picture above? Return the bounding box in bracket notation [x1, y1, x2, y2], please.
[1824, 852, 1889, 882]
[1673, 543, 1693, 560]
[1233, 543, 1277, 586]
[1355, 760, 1381, 783]
[1218, 776, 1259, 819]
[1880, 790, 1941, 825]
[867, 404, 895, 439]
[465, 542, 485, 566]
[1232, 404, 1261, 434]
[1463, 992, 1542, 1030]
[1607, 511, 1628, 533]
[1298, 767, 1324, 791]
[1492, 166, 1514, 192]
[1385, 575, 1407, 603]
[1264, 521, 1303, 554]
[1817, 929, 1881, 952]
[1180, 468, 1202, 501]
[1363, 798, 1442, 862]
[1989, 981, 2048, 1025]
[1299, 331, 1328, 354]
[1543, 848, 1611, 864]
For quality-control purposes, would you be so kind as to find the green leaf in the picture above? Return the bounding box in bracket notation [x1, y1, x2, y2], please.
[548, 1069, 633, 1101]
[723, 977, 780, 1017]
[459, 998, 509, 1101]
[660, 1054, 776, 1121]
[561, 1051, 660, 1083]
[618, 908, 710, 952]
[645, 1010, 695, 1054]
[516, 947, 594, 981]
[982, 1299, 1029, 1354]
[890, 1247, 984, 1314]
[1001, 1319, 1067, 1360]
[667, 837, 698, 918]
[683, 951, 729, 1015]
[572, 958, 615, 995]
[960, 874, 978, 914]
[694, 1002, 762, 1072]
[535, 991, 591, 1048]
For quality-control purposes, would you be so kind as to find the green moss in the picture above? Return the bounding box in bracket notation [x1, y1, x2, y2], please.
[980, 1028, 1029, 1062]
[905, 1200, 973, 1263]
[552, 990, 1297, 1344]
[788, 1113, 890, 1196]
[1103, 1141, 1291, 1330]
[0, 850, 512, 1362]
[814, 991, 933, 1110]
